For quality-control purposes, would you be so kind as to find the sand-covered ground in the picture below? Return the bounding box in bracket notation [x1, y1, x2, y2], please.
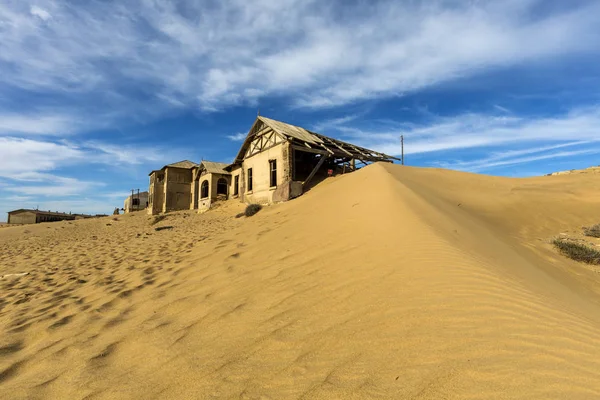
[2, 163, 600, 399]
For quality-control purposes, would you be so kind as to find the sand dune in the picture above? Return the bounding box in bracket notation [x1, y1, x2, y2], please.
[2, 163, 600, 399]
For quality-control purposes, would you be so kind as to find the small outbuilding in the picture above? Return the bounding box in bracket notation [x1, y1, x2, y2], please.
[123, 191, 149, 213]
[192, 161, 231, 211]
[7, 209, 93, 224]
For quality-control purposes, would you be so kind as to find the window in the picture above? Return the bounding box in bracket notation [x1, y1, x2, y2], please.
[269, 159, 277, 187]
[247, 168, 253, 191]
[201, 180, 209, 199]
[217, 178, 228, 196]
[132, 198, 140, 206]
[234, 175, 239, 196]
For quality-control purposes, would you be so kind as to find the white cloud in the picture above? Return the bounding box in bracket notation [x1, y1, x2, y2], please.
[336, 107, 600, 156]
[29, 5, 51, 21]
[0, 137, 84, 175]
[226, 132, 247, 141]
[0, 137, 182, 178]
[5, 175, 104, 196]
[0, 113, 78, 135]
[0, 1, 598, 112]
[317, 106, 600, 171]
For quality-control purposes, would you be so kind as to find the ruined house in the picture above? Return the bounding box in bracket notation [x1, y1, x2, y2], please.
[192, 161, 231, 211]
[148, 160, 198, 215]
[225, 116, 400, 204]
[147, 116, 399, 215]
[123, 191, 149, 213]
[7, 209, 94, 224]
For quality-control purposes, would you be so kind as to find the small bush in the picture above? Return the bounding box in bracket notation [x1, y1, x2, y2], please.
[583, 224, 600, 238]
[552, 238, 600, 264]
[245, 204, 262, 217]
[151, 215, 166, 225]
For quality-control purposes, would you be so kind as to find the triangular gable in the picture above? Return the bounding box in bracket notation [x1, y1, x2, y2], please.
[232, 117, 288, 163]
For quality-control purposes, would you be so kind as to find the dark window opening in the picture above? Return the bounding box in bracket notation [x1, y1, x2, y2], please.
[217, 178, 228, 196]
[269, 160, 277, 187]
[234, 175, 239, 196]
[248, 168, 253, 191]
[201, 180, 209, 199]
[132, 198, 140, 206]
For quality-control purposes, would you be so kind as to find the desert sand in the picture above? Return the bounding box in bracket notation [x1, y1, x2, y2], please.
[2, 163, 600, 399]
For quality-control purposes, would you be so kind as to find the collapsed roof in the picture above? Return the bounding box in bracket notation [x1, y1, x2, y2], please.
[232, 116, 401, 165]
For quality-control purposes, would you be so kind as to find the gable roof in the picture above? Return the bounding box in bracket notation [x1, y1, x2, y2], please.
[166, 160, 199, 169]
[149, 160, 199, 175]
[199, 161, 230, 175]
[7, 209, 92, 217]
[233, 116, 400, 164]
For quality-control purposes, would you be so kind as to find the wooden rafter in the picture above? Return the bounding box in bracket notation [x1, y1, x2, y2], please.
[303, 155, 328, 189]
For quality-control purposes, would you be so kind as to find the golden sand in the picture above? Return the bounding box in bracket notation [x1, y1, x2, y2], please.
[2, 163, 600, 399]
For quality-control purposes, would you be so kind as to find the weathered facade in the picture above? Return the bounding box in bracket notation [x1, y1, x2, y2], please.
[226, 116, 400, 204]
[7, 209, 94, 224]
[191, 161, 231, 211]
[123, 191, 149, 213]
[148, 160, 198, 215]
[146, 116, 399, 214]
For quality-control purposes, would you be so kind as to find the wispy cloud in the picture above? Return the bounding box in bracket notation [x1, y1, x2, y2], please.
[3, 175, 104, 197]
[226, 132, 247, 141]
[0, 137, 182, 178]
[337, 107, 600, 156]
[29, 5, 51, 21]
[311, 113, 366, 132]
[319, 106, 600, 172]
[0, 112, 80, 135]
[0, 1, 599, 114]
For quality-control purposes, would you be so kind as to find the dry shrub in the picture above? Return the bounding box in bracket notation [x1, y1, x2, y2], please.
[552, 238, 600, 264]
[583, 224, 600, 238]
[245, 204, 262, 217]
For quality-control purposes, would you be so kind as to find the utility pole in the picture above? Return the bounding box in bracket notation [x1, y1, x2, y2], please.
[401, 135, 404, 165]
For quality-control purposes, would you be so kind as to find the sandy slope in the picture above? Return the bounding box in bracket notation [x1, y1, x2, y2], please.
[1, 163, 600, 400]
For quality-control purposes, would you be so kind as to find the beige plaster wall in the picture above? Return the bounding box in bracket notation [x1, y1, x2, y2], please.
[148, 172, 165, 215]
[197, 172, 231, 211]
[229, 165, 242, 200]
[242, 141, 290, 204]
[8, 212, 37, 224]
[124, 192, 149, 213]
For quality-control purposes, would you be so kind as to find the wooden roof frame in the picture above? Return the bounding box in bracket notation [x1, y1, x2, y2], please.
[230, 116, 401, 166]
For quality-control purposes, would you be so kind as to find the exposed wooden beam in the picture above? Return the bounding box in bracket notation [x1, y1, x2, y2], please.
[291, 144, 329, 156]
[303, 155, 328, 190]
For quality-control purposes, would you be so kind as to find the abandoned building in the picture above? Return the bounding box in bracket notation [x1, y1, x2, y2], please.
[147, 116, 400, 215]
[123, 191, 149, 213]
[7, 209, 95, 224]
[148, 160, 199, 215]
[192, 161, 231, 211]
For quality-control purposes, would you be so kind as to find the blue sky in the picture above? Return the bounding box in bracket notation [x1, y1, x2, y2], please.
[1, 0, 600, 220]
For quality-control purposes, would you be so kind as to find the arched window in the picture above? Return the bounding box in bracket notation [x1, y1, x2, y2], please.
[201, 180, 209, 199]
[217, 178, 228, 196]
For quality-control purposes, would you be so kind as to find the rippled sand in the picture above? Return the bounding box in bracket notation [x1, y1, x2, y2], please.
[2, 163, 600, 399]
